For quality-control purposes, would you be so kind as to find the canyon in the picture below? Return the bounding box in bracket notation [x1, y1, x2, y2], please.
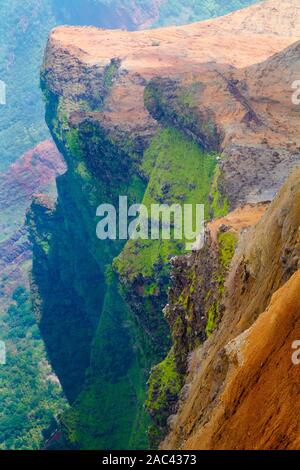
[0, 0, 288, 451]
[2, 0, 264, 449]
[28, 0, 300, 450]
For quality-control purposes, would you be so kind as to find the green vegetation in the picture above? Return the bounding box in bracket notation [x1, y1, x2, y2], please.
[114, 126, 216, 446]
[206, 230, 237, 337]
[178, 82, 203, 108]
[38, 96, 217, 448]
[29, 89, 155, 449]
[146, 349, 182, 413]
[0, 287, 67, 450]
[211, 166, 229, 218]
[115, 127, 217, 281]
[218, 230, 237, 269]
[61, 278, 152, 450]
[0, 0, 55, 170]
[145, 349, 183, 447]
[103, 59, 120, 90]
[205, 300, 220, 337]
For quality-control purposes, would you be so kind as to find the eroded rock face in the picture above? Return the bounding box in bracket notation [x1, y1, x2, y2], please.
[163, 165, 300, 450]
[167, 203, 269, 375]
[30, 0, 300, 450]
[185, 269, 300, 450]
[145, 203, 268, 446]
[219, 145, 300, 208]
[145, 39, 300, 210]
[41, 0, 300, 217]
[0, 140, 65, 309]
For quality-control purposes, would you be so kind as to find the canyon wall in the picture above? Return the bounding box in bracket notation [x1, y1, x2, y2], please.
[1, 0, 267, 451]
[163, 165, 300, 449]
[29, 0, 300, 449]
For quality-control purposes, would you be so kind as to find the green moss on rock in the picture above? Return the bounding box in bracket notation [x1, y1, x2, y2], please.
[206, 230, 237, 337]
[218, 230, 237, 269]
[205, 301, 219, 337]
[145, 349, 183, 448]
[115, 127, 217, 281]
[211, 165, 229, 218]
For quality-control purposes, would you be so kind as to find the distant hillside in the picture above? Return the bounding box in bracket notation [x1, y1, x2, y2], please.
[153, 0, 259, 27]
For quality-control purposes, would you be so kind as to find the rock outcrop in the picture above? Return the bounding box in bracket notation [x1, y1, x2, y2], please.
[146, 203, 268, 445]
[163, 165, 300, 449]
[0, 140, 65, 309]
[29, 0, 300, 449]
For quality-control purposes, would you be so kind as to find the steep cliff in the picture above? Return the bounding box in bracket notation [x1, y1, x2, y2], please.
[163, 165, 300, 449]
[145, 203, 268, 444]
[145, 38, 300, 211]
[0, 140, 65, 309]
[0, 141, 66, 450]
[29, 0, 300, 449]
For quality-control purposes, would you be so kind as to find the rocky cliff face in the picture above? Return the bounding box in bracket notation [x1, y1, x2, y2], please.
[0, 140, 65, 310]
[163, 165, 300, 449]
[29, 0, 300, 449]
[145, 37, 300, 210]
[145, 203, 268, 444]
[0, 140, 66, 449]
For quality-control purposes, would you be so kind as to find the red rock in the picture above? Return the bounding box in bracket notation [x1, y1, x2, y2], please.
[0, 140, 65, 308]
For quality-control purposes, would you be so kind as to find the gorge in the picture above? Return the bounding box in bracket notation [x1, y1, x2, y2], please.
[27, 0, 300, 450]
[1, 0, 263, 450]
